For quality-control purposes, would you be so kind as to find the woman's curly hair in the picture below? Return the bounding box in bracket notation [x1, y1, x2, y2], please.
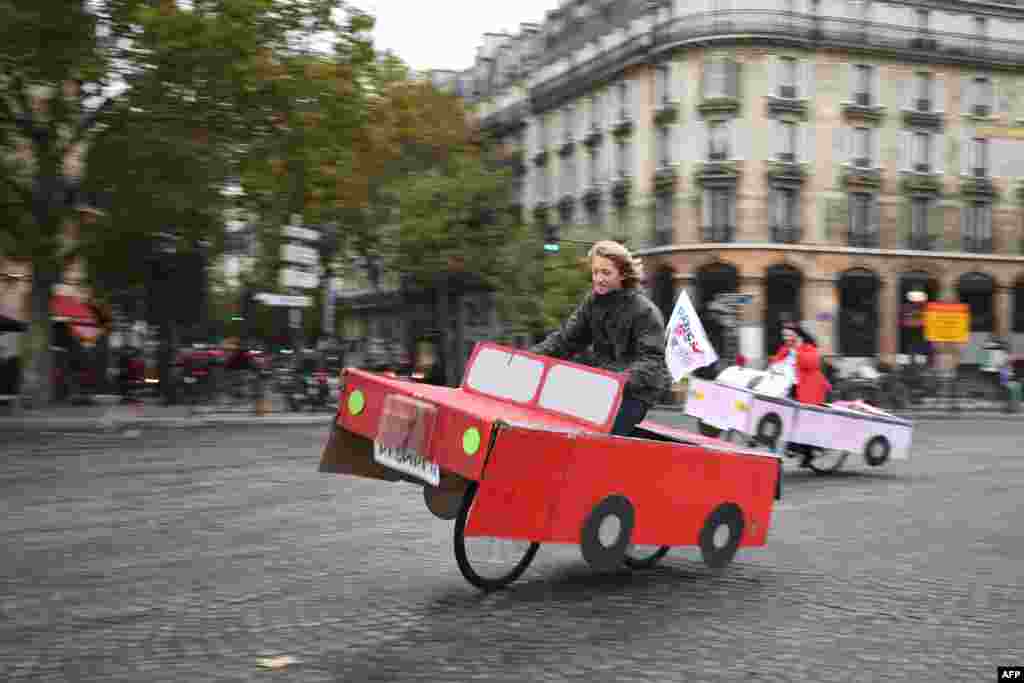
[587, 240, 644, 289]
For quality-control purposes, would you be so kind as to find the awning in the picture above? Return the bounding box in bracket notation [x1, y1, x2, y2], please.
[51, 294, 103, 345]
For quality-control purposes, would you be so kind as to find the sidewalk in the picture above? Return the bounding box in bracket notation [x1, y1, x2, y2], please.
[0, 395, 337, 432]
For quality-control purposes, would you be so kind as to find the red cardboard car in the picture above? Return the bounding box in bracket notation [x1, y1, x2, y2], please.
[320, 342, 782, 590]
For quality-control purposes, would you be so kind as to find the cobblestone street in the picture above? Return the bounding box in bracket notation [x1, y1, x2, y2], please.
[1, 417, 1021, 682]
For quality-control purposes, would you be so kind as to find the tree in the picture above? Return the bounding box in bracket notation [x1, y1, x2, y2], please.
[0, 0, 370, 405]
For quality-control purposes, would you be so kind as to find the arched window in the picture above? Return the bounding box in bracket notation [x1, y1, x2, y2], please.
[898, 271, 939, 355]
[956, 272, 995, 332]
[763, 264, 803, 357]
[695, 261, 739, 362]
[837, 268, 880, 356]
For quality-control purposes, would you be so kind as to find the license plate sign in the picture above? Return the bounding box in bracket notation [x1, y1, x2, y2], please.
[373, 394, 438, 485]
[372, 442, 439, 486]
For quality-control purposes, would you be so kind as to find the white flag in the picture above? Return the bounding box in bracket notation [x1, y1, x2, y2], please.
[664, 289, 719, 382]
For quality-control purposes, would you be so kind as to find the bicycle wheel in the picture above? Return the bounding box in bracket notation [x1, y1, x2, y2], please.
[453, 482, 540, 591]
[805, 447, 849, 475]
[623, 544, 670, 569]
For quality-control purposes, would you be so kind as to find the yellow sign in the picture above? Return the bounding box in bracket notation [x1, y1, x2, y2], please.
[975, 126, 1024, 140]
[924, 303, 970, 343]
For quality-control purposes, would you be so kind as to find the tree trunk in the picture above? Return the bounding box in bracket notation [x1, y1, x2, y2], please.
[25, 267, 58, 407]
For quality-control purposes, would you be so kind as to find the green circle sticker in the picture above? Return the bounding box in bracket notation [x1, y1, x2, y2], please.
[462, 427, 481, 456]
[347, 389, 365, 415]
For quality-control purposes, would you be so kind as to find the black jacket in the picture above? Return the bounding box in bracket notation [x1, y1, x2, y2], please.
[531, 288, 673, 407]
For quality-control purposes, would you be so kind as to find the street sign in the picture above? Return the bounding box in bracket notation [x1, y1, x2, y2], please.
[281, 243, 318, 266]
[714, 293, 753, 305]
[282, 225, 320, 242]
[254, 293, 312, 308]
[280, 268, 319, 290]
[924, 303, 969, 343]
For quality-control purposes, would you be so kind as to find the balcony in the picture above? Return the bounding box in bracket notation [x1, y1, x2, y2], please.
[583, 128, 603, 149]
[771, 226, 802, 244]
[654, 165, 678, 194]
[962, 237, 994, 253]
[902, 102, 943, 130]
[532, 150, 549, 167]
[906, 233, 935, 251]
[612, 117, 634, 139]
[766, 159, 806, 185]
[899, 172, 942, 195]
[582, 185, 603, 209]
[848, 230, 880, 249]
[558, 140, 576, 158]
[654, 102, 679, 126]
[703, 225, 734, 243]
[842, 96, 885, 124]
[557, 195, 575, 223]
[697, 96, 741, 118]
[651, 12, 1024, 69]
[841, 164, 882, 191]
[766, 94, 808, 118]
[961, 175, 996, 197]
[695, 160, 740, 186]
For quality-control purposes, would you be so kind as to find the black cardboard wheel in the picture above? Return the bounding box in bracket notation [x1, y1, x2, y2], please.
[755, 413, 782, 449]
[580, 495, 635, 572]
[863, 435, 891, 467]
[699, 503, 744, 569]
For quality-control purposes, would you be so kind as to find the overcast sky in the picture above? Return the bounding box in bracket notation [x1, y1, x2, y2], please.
[350, 0, 557, 72]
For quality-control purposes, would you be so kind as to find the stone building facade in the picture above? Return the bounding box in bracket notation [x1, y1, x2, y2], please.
[434, 0, 1024, 366]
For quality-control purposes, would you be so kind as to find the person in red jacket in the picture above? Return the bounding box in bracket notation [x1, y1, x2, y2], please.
[769, 323, 831, 405]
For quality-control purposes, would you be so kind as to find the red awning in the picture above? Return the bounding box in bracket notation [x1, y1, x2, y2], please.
[51, 294, 104, 345]
[51, 294, 99, 326]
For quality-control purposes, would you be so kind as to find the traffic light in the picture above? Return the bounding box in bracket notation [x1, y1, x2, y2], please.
[543, 223, 560, 253]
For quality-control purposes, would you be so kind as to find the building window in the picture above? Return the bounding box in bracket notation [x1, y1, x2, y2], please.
[616, 138, 630, 178]
[618, 80, 630, 121]
[913, 132, 931, 173]
[588, 147, 600, 186]
[909, 198, 932, 249]
[771, 187, 800, 242]
[562, 155, 575, 196]
[849, 192, 878, 247]
[656, 64, 670, 105]
[657, 125, 671, 167]
[654, 193, 673, 244]
[915, 73, 933, 112]
[854, 64, 873, 106]
[779, 57, 798, 99]
[854, 127, 873, 167]
[916, 9, 929, 32]
[704, 187, 735, 242]
[586, 202, 602, 229]
[971, 137, 989, 176]
[972, 77, 993, 117]
[974, 16, 987, 40]
[706, 60, 728, 98]
[708, 121, 730, 160]
[963, 202, 993, 252]
[779, 121, 797, 161]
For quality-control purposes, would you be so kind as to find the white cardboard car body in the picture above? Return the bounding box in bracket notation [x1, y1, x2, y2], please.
[685, 366, 913, 464]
